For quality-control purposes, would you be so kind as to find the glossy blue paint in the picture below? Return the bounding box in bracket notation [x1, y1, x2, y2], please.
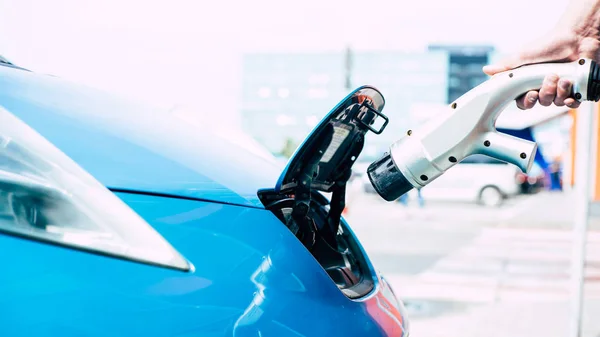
[0, 64, 408, 336]
[0, 194, 406, 336]
[0, 65, 279, 208]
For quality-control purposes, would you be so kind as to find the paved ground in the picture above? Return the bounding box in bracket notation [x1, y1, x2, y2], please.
[344, 189, 600, 337]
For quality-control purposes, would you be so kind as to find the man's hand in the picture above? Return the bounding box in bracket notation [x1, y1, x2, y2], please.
[483, 30, 600, 110]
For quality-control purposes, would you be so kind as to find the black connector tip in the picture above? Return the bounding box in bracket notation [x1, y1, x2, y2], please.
[367, 153, 414, 202]
[587, 60, 600, 102]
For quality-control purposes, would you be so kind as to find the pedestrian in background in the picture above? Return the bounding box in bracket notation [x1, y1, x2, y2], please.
[396, 190, 425, 208]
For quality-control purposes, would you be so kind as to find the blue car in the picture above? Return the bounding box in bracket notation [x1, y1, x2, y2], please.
[0, 60, 409, 336]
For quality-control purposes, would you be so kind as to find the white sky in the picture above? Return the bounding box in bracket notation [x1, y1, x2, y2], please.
[0, 0, 571, 123]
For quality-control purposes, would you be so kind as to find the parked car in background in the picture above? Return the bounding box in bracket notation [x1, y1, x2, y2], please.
[352, 154, 382, 195]
[0, 64, 409, 337]
[358, 153, 521, 207]
[418, 154, 521, 207]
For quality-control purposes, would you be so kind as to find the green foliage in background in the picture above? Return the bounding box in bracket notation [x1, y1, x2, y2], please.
[280, 137, 299, 158]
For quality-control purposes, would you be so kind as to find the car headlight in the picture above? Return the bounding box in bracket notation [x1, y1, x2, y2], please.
[0, 106, 190, 271]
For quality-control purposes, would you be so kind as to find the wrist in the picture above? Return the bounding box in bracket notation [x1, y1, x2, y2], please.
[564, 2, 600, 40]
[572, 19, 600, 41]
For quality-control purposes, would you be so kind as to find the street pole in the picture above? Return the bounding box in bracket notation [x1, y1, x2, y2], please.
[569, 102, 595, 337]
[344, 45, 353, 91]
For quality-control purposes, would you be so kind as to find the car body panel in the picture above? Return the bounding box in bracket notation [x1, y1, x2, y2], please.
[0, 65, 279, 208]
[0, 193, 407, 336]
[0, 64, 408, 336]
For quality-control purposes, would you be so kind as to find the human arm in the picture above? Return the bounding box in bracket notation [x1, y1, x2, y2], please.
[483, 0, 600, 109]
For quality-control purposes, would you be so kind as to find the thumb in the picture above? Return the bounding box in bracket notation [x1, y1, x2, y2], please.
[482, 34, 580, 76]
[481, 48, 544, 75]
[482, 59, 520, 76]
[481, 50, 549, 76]
[482, 53, 569, 76]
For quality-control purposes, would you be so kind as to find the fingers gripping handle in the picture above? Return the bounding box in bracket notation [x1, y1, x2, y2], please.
[485, 58, 598, 105]
[472, 58, 597, 174]
[368, 58, 600, 203]
[478, 131, 537, 173]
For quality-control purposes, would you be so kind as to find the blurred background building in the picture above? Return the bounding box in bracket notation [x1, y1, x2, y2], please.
[240, 46, 451, 158]
[239, 45, 511, 158]
[240, 44, 576, 191]
[427, 44, 494, 104]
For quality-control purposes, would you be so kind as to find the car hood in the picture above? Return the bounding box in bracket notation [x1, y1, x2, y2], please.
[0, 65, 282, 208]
